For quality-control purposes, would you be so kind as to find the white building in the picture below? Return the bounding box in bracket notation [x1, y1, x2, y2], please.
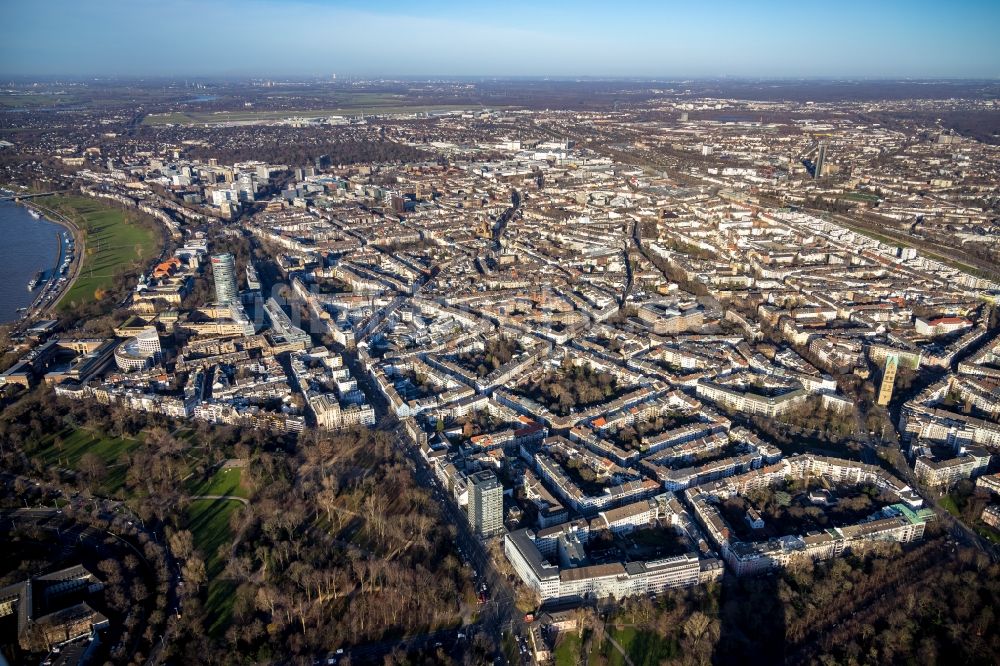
[468, 470, 503, 537]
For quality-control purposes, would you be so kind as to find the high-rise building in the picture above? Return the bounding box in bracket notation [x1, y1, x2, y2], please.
[814, 142, 827, 179]
[211, 253, 238, 304]
[468, 470, 503, 537]
[877, 353, 898, 407]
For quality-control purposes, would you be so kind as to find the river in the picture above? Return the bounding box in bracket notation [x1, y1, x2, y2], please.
[0, 197, 65, 324]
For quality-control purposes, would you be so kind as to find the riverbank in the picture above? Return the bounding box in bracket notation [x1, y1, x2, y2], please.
[33, 194, 159, 311]
[1, 187, 164, 326]
[0, 198, 68, 323]
[22, 198, 84, 314]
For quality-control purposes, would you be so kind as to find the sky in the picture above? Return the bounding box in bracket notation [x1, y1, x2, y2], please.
[3, 0, 999, 79]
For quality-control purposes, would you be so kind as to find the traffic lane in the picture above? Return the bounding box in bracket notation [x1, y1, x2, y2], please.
[342, 627, 462, 664]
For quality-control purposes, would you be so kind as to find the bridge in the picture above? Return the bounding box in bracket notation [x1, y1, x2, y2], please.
[0, 190, 69, 202]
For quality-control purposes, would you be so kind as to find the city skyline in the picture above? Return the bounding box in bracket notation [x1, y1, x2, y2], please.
[4, 0, 1000, 79]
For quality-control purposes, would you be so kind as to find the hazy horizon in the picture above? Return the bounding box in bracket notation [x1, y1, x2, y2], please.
[3, 74, 999, 83]
[4, 0, 999, 79]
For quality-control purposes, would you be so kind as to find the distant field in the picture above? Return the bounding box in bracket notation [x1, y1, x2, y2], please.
[142, 112, 192, 125]
[142, 104, 482, 126]
[0, 92, 85, 109]
[840, 191, 880, 203]
[36, 195, 160, 309]
[187, 497, 241, 636]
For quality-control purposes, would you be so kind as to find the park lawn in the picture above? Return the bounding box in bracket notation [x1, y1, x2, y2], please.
[204, 580, 238, 637]
[39, 195, 159, 309]
[939, 495, 961, 517]
[33, 426, 143, 497]
[553, 631, 582, 666]
[608, 625, 678, 666]
[188, 467, 249, 499]
[187, 497, 242, 637]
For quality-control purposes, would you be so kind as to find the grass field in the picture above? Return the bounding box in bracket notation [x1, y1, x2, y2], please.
[841, 192, 881, 204]
[939, 494, 1000, 545]
[31, 426, 143, 497]
[141, 112, 192, 125]
[188, 467, 249, 499]
[553, 632, 582, 666]
[37, 195, 160, 309]
[552, 628, 666, 666]
[939, 494, 961, 517]
[607, 626, 678, 666]
[187, 497, 242, 636]
[0, 93, 80, 108]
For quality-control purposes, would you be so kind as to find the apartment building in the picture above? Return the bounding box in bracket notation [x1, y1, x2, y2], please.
[468, 470, 504, 537]
[914, 448, 991, 489]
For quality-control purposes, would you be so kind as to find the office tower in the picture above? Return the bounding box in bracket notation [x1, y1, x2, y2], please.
[877, 353, 898, 407]
[468, 470, 503, 537]
[680, 111, 689, 122]
[814, 142, 827, 179]
[211, 253, 238, 304]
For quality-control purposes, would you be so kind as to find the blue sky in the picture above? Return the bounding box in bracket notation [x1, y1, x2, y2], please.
[3, 0, 998, 78]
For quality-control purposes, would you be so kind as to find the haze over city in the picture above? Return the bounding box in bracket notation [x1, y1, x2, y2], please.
[4, 0, 1000, 78]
